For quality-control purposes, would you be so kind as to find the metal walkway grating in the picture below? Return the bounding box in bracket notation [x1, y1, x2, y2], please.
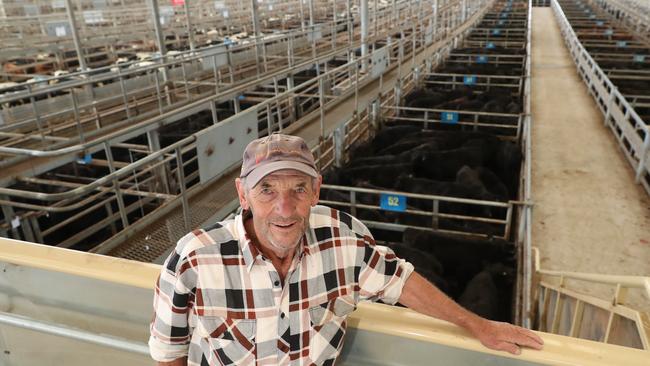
[108, 170, 239, 262]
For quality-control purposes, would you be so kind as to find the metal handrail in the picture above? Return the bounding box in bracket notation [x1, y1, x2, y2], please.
[533, 247, 650, 300]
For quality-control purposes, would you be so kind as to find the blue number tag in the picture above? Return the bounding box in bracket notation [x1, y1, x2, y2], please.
[584, 9, 590, 13]
[486, 42, 496, 49]
[76, 154, 92, 165]
[238, 94, 245, 100]
[498, 20, 505, 25]
[492, 29, 501, 36]
[463, 75, 477, 85]
[604, 29, 613, 36]
[380, 193, 406, 212]
[500, 13, 508, 18]
[476, 55, 488, 64]
[441, 112, 459, 124]
[596, 21, 604, 26]
[634, 55, 646, 62]
[617, 41, 627, 47]
[590, 14, 596, 19]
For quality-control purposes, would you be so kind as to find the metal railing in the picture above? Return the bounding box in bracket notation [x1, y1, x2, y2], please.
[591, 0, 650, 42]
[0, 5, 405, 153]
[320, 183, 515, 239]
[532, 247, 650, 350]
[0, 0, 491, 251]
[552, 0, 650, 196]
[0, 0, 380, 59]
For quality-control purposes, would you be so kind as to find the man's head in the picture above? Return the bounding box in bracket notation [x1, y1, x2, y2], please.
[235, 134, 322, 256]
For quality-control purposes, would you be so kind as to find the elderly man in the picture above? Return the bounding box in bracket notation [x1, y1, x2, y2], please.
[149, 134, 543, 365]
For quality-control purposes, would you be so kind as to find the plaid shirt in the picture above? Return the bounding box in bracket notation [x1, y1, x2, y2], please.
[149, 205, 414, 365]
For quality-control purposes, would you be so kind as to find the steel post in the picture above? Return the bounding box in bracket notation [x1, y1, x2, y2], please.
[104, 142, 130, 229]
[361, 0, 369, 72]
[183, 0, 196, 51]
[64, 0, 87, 71]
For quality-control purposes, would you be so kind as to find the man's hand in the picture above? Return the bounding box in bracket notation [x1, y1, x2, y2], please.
[470, 318, 544, 355]
[399, 271, 544, 355]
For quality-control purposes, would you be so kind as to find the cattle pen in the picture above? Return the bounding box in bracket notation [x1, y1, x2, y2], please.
[0, 0, 649, 365]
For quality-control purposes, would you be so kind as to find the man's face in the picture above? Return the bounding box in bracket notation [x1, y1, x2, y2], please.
[236, 170, 321, 256]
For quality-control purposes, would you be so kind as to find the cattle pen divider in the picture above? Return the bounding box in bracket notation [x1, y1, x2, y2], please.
[320, 183, 520, 240]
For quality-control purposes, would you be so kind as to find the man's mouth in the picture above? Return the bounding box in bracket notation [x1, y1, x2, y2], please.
[272, 222, 297, 229]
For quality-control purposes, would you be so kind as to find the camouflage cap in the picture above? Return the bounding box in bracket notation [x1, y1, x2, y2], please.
[240, 134, 318, 188]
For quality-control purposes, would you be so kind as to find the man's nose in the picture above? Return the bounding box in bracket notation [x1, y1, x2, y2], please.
[274, 191, 296, 217]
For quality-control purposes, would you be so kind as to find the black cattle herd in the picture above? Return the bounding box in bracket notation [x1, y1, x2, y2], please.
[321, 43, 527, 322]
[322, 121, 521, 321]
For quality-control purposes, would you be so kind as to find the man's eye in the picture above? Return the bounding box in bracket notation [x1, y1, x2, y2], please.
[296, 187, 307, 193]
[261, 188, 274, 195]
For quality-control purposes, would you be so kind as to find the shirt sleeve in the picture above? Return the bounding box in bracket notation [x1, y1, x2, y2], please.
[149, 234, 199, 362]
[348, 215, 415, 305]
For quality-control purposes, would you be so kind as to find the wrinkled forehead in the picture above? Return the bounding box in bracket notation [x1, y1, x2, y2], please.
[255, 169, 314, 186]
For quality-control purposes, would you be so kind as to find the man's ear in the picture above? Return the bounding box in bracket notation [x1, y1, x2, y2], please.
[235, 178, 250, 210]
[311, 175, 323, 206]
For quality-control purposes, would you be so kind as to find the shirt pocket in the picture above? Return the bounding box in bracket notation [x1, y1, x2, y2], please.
[309, 296, 357, 328]
[196, 315, 256, 364]
[308, 296, 356, 364]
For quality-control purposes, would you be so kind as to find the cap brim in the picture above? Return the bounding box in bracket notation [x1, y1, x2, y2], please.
[244, 161, 319, 188]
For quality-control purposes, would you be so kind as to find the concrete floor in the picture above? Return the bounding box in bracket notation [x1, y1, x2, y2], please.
[530, 8, 650, 310]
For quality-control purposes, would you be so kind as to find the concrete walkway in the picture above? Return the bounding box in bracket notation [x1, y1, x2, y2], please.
[530, 8, 650, 309]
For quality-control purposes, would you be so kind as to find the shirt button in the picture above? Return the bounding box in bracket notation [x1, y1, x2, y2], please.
[274, 280, 280, 287]
[280, 312, 286, 319]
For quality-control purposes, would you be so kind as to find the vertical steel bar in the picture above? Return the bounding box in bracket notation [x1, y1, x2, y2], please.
[273, 77, 283, 131]
[210, 101, 219, 125]
[308, 0, 315, 27]
[175, 146, 191, 232]
[319, 78, 325, 138]
[117, 70, 132, 120]
[104, 142, 129, 229]
[148, 0, 168, 57]
[27, 85, 46, 142]
[360, 0, 369, 72]
[69, 89, 86, 143]
[250, 0, 262, 75]
[147, 130, 170, 194]
[104, 202, 118, 235]
[154, 70, 164, 115]
[183, 0, 196, 50]
[64, 0, 87, 71]
[181, 63, 191, 100]
[21, 217, 36, 243]
[635, 133, 649, 183]
[266, 104, 273, 135]
[212, 54, 220, 94]
[0, 195, 20, 239]
[29, 216, 44, 243]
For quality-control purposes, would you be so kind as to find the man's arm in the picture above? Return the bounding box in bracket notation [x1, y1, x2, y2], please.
[157, 357, 187, 366]
[399, 271, 544, 355]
